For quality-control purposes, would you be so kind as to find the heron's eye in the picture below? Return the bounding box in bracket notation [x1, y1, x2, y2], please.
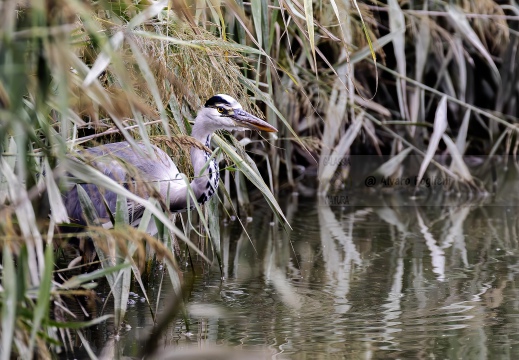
[216, 107, 225, 114]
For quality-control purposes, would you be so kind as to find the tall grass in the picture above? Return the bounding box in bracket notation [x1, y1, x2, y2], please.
[0, 0, 288, 356]
[0, 0, 516, 357]
[297, 1, 516, 192]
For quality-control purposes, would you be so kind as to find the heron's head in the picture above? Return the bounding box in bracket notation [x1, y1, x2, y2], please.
[196, 94, 278, 134]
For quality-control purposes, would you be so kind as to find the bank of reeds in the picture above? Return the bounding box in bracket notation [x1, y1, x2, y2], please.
[0, 0, 516, 358]
[252, 0, 516, 193]
[0, 0, 287, 357]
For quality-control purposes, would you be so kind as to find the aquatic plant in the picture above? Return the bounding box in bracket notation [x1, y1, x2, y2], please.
[0, 0, 286, 357]
[1, 0, 516, 358]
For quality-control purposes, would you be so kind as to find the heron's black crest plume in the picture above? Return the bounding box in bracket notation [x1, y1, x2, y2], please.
[204, 94, 233, 107]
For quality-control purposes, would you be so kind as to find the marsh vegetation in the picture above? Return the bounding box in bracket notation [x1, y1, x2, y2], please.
[1, 0, 518, 358]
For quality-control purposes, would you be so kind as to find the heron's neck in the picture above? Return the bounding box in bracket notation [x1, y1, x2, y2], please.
[190, 120, 214, 178]
[191, 119, 213, 144]
[188, 120, 219, 203]
[190, 134, 213, 178]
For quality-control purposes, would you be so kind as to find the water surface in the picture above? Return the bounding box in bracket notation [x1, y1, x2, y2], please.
[79, 163, 519, 359]
[104, 191, 519, 358]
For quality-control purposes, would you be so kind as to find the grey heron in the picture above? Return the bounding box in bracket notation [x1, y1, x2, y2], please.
[64, 94, 277, 228]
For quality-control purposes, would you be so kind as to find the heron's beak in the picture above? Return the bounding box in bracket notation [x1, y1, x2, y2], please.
[231, 109, 278, 132]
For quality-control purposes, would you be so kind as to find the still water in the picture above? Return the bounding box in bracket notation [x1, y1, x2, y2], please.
[85, 165, 519, 359]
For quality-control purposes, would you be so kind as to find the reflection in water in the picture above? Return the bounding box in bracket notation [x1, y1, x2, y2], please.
[84, 174, 519, 359]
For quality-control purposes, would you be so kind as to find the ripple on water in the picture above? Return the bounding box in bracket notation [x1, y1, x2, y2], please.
[117, 194, 519, 359]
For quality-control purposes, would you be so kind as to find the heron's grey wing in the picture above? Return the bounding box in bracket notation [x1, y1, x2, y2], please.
[96, 142, 187, 206]
[64, 142, 184, 226]
[64, 153, 131, 225]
